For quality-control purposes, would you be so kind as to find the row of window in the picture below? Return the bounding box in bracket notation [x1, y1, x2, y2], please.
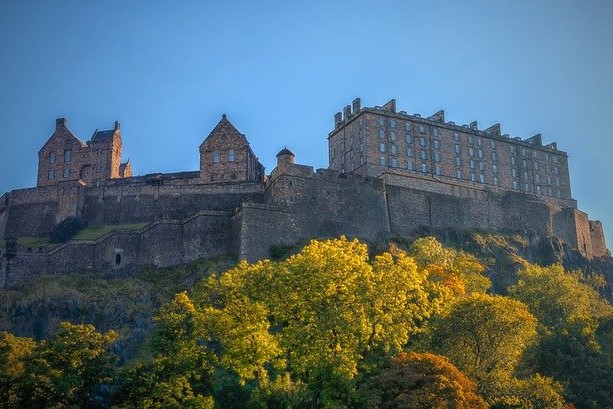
[48, 149, 72, 164]
[47, 168, 71, 180]
[213, 149, 235, 163]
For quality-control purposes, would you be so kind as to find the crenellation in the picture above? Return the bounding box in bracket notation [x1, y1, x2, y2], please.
[0, 98, 609, 285]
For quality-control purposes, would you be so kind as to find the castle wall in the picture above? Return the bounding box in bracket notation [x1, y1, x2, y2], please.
[589, 220, 608, 258]
[82, 182, 262, 226]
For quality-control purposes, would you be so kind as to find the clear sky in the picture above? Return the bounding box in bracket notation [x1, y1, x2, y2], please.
[1, 1, 612, 247]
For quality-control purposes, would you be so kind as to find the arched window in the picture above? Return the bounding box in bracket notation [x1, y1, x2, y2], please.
[115, 253, 121, 266]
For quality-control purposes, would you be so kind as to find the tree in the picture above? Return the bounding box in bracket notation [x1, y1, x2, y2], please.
[358, 352, 488, 408]
[0, 332, 35, 407]
[409, 236, 491, 296]
[114, 292, 216, 408]
[15, 322, 117, 408]
[508, 263, 613, 331]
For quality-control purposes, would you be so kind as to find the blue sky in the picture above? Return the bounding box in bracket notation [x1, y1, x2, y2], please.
[1, 1, 612, 247]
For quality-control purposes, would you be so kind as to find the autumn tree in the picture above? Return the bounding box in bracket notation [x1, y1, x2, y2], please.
[509, 264, 613, 408]
[14, 322, 117, 408]
[358, 352, 488, 408]
[0, 332, 35, 407]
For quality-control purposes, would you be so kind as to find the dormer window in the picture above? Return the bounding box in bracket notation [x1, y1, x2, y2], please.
[213, 150, 220, 163]
[228, 149, 235, 162]
[49, 152, 56, 164]
[64, 149, 72, 162]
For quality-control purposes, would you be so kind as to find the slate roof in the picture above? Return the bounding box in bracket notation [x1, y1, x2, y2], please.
[91, 129, 116, 141]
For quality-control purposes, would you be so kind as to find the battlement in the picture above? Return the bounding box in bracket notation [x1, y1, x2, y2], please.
[0, 102, 608, 286]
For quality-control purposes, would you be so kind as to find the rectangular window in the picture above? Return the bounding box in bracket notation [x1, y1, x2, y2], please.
[479, 174, 485, 183]
[511, 156, 516, 165]
[406, 134, 413, 144]
[492, 151, 497, 161]
[379, 129, 385, 138]
[63, 168, 69, 178]
[454, 133, 460, 142]
[469, 147, 474, 156]
[390, 144, 397, 155]
[213, 150, 220, 162]
[470, 172, 476, 182]
[419, 124, 426, 134]
[524, 171, 529, 179]
[494, 176, 499, 186]
[420, 150, 426, 160]
[64, 149, 72, 162]
[406, 147, 414, 157]
[513, 180, 519, 190]
[433, 140, 440, 149]
[97, 148, 102, 156]
[535, 174, 540, 183]
[512, 168, 517, 177]
[456, 169, 462, 179]
[456, 157, 461, 166]
[432, 127, 440, 137]
[434, 152, 441, 163]
[390, 158, 398, 168]
[492, 164, 498, 174]
[378, 117, 385, 126]
[405, 122, 412, 131]
[420, 137, 426, 147]
[470, 160, 475, 169]
[435, 165, 441, 175]
[534, 162, 540, 171]
[468, 135, 474, 144]
[477, 138, 482, 146]
[379, 143, 386, 152]
[523, 159, 527, 167]
[390, 119, 396, 128]
[421, 163, 427, 173]
[47, 170, 55, 180]
[380, 156, 386, 165]
[407, 161, 414, 171]
[491, 140, 496, 149]
[455, 144, 461, 154]
[389, 131, 396, 141]
[49, 152, 56, 164]
[511, 146, 517, 155]
[228, 149, 235, 162]
[522, 148, 527, 156]
[479, 161, 485, 171]
[536, 186, 541, 195]
[478, 149, 483, 158]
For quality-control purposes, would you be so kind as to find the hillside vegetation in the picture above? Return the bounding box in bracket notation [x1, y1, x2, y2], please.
[1, 233, 613, 408]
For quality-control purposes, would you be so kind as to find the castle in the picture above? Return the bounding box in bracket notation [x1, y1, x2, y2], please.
[0, 98, 608, 286]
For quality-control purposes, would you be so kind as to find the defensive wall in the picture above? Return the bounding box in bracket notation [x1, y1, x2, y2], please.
[0, 161, 609, 286]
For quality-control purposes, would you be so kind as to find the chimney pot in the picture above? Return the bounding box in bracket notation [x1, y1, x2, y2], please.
[55, 117, 67, 130]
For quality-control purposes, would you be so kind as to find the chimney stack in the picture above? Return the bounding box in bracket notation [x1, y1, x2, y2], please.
[55, 117, 67, 130]
[343, 105, 352, 121]
[352, 98, 361, 114]
[334, 112, 342, 128]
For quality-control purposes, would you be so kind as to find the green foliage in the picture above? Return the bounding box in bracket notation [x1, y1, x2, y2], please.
[49, 217, 87, 243]
[409, 236, 492, 296]
[424, 293, 552, 405]
[358, 352, 488, 408]
[5, 323, 117, 408]
[509, 263, 613, 331]
[0, 332, 36, 407]
[73, 223, 149, 240]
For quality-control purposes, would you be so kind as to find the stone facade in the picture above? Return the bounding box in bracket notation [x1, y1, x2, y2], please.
[329, 99, 573, 207]
[199, 115, 265, 183]
[37, 118, 132, 188]
[0, 102, 609, 286]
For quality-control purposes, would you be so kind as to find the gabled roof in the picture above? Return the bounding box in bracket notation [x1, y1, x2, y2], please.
[38, 118, 87, 155]
[199, 114, 250, 150]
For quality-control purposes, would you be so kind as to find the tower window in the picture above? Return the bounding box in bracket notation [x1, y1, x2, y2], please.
[213, 150, 220, 163]
[47, 170, 55, 180]
[228, 149, 235, 162]
[49, 152, 56, 164]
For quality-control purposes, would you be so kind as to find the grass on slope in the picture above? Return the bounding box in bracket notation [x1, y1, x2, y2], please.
[73, 223, 149, 240]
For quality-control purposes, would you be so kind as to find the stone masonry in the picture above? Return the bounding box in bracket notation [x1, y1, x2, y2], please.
[0, 102, 609, 286]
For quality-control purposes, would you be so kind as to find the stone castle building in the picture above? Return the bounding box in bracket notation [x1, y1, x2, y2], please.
[0, 98, 608, 286]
